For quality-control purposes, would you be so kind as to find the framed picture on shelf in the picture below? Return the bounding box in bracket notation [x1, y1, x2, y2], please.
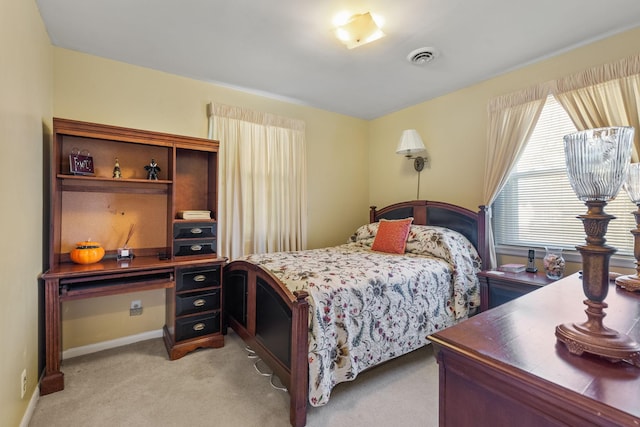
[69, 151, 95, 175]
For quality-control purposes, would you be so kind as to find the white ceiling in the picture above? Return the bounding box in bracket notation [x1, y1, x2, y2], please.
[36, 0, 640, 120]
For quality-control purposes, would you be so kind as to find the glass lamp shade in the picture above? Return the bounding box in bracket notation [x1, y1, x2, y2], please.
[623, 163, 640, 204]
[563, 127, 635, 201]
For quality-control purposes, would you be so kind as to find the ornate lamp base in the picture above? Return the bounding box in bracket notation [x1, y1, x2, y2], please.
[615, 274, 640, 292]
[555, 299, 640, 367]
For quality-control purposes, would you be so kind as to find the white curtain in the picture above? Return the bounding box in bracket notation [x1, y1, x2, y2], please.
[482, 83, 550, 269]
[208, 103, 307, 260]
[554, 53, 640, 161]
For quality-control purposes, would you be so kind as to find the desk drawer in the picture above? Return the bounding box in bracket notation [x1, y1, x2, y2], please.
[176, 266, 220, 291]
[176, 289, 220, 316]
[175, 312, 220, 341]
[174, 239, 216, 257]
[173, 222, 216, 239]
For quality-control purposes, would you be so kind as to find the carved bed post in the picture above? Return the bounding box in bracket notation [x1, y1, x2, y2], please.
[369, 205, 377, 223]
[290, 290, 309, 427]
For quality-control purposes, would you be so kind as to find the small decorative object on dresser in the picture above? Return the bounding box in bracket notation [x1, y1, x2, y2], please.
[543, 246, 565, 279]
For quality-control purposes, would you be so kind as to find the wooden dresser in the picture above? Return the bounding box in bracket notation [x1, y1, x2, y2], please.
[429, 273, 640, 426]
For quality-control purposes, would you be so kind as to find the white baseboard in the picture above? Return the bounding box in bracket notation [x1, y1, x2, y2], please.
[62, 329, 164, 360]
[19, 383, 40, 427]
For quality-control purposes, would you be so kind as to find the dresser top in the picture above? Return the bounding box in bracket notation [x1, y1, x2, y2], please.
[430, 273, 640, 418]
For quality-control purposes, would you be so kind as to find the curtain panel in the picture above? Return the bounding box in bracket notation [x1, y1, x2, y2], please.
[208, 103, 308, 260]
[482, 83, 551, 268]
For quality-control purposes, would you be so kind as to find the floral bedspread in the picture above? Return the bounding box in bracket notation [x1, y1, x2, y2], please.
[242, 224, 481, 407]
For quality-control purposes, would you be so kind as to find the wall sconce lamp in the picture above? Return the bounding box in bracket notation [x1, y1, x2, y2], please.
[333, 12, 385, 49]
[396, 129, 427, 199]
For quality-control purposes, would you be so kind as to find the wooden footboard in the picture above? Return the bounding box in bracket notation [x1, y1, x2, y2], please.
[223, 200, 488, 427]
[224, 260, 309, 427]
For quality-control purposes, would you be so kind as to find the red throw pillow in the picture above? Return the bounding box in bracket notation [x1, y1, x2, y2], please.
[371, 218, 413, 254]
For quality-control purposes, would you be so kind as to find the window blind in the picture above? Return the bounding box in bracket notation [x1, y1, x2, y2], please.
[493, 95, 636, 256]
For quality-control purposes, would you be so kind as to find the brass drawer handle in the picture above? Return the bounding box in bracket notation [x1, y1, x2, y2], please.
[193, 323, 205, 331]
[193, 299, 206, 307]
[190, 228, 203, 234]
[193, 274, 207, 282]
[190, 245, 203, 251]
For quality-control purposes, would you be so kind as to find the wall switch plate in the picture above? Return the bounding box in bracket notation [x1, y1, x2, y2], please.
[130, 300, 143, 316]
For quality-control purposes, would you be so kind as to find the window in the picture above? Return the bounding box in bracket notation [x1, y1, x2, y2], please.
[493, 95, 636, 256]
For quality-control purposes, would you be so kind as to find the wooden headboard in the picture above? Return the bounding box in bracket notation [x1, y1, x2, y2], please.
[370, 200, 489, 266]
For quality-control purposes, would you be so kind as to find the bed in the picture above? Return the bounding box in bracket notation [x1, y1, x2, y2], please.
[223, 200, 489, 427]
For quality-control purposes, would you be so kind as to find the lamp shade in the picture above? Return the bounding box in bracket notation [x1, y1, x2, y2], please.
[563, 126, 634, 201]
[396, 129, 426, 156]
[623, 163, 640, 203]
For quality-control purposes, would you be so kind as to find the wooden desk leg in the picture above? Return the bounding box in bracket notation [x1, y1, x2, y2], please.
[40, 279, 64, 395]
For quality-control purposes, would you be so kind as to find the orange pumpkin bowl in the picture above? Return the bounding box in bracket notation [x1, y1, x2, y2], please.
[70, 241, 105, 264]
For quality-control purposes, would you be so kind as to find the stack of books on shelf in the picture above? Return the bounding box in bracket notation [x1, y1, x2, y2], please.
[177, 210, 211, 220]
[498, 263, 526, 273]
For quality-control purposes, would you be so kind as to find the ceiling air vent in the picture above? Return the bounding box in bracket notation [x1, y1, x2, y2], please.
[407, 47, 439, 65]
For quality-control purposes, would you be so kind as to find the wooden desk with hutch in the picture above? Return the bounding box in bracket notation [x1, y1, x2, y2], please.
[40, 118, 226, 395]
[429, 273, 640, 426]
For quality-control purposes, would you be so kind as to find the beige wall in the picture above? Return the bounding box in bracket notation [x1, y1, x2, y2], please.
[1, 0, 53, 425]
[53, 48, 369, 349]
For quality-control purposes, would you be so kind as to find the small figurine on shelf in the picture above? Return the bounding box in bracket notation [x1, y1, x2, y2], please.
[144, 158, 161, 180]
[113, 158, 122, 179]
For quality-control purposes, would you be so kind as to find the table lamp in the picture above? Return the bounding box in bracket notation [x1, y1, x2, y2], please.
[615, 162, 640, 292]
[556, 126, 640, 366]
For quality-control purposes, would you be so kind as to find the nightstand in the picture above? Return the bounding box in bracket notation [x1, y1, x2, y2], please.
[477, 270, 554, 311]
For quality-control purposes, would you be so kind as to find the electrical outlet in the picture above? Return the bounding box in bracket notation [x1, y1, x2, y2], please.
[130, 300, 143, 316]
[21, 369, 27, 399]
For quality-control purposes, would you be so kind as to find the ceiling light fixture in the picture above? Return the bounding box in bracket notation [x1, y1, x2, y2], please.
[333, 12, 385, 49]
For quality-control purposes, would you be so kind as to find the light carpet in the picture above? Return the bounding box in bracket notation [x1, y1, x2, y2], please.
[29, 330, 439, 427]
